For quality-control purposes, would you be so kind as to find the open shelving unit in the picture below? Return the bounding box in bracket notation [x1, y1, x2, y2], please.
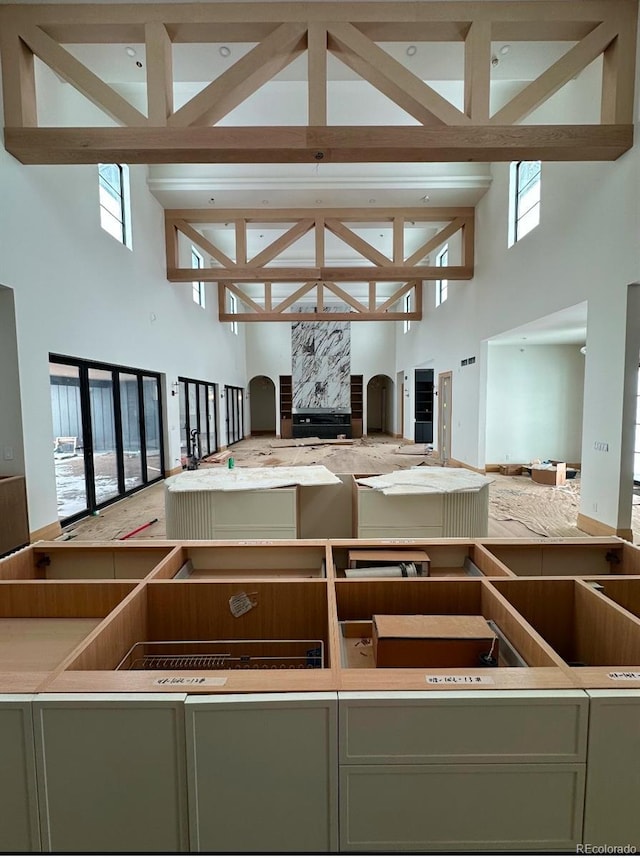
[2, 536, 640, 852]
[279, 375, 293, 439]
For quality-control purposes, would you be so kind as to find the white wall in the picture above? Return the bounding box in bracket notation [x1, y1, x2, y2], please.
[0, 83, 247, 532]
[0, 286, 26, 475]
[485, 344, 585, 465]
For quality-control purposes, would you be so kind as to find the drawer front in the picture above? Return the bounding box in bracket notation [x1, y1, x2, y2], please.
[340, 694, 588, 764]
[340, 763, 585, 852]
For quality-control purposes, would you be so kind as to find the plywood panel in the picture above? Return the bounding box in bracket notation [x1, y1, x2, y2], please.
[574, 584, 640, 667]
[334, 579, 483, 621]
[0, 581, 135, 617]
[0, 476, 29, 556]
[147, 580, 329, 645]
[0, 618, 100, 671]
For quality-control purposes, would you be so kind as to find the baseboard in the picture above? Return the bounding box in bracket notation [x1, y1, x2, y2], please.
[576, 512, 633, 541]
[484, 464, 503, 473]
[167, 465, 182, 476]
[30, 521, 62, 542]
[448, 457, 487, 475]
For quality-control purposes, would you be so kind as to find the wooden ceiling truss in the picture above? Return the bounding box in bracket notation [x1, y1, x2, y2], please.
[0, 1, 636, 165]
[167, 206, 473, 321]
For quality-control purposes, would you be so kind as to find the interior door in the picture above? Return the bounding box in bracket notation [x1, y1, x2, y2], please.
[438, 371, 452, 463]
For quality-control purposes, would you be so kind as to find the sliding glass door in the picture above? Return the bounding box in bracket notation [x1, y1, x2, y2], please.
[50, 356, 165, 523]
[225, 385, 244, 446]
[178, 377, 218, 466]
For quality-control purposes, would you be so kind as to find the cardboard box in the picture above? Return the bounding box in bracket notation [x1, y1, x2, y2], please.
[499, 465, 523, 476]
[530, 463, 566, 486]
[372, 614, 497, 668]
[347, 549, 430, 576]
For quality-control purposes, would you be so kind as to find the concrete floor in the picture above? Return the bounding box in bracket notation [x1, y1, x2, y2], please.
[60, 434, 639, 543]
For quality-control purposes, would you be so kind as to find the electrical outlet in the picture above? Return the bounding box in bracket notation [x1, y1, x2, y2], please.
[505, 454, 510, 462]
[594, 441, 609, 452]
[2, 446, 13, 461]
[593, 502, 598, 513]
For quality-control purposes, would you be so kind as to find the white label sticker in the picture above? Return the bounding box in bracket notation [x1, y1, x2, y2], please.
[381, 538, 417, 544]
[238, 540, 275, 545]
[608, 672, 640, 681]
[425, 675, 496, 685]
[229, 591, 258, 617]
[154, 677, 228, 686]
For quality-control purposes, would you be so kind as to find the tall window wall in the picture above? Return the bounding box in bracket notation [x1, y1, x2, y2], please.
[50, 356, 164, 522]
[225, 385, 245, 446]
[178, 377, 218, 465]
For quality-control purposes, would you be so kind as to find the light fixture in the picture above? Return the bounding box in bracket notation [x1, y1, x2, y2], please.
[171, 381, 180, 397]
[125, 47, 136, 57]
[219, 45, 231, 58]
[422, 194, 430, 202]
[491, 55, 499, 68]
[262, 199, 269, 205]
[209, 197, 215, 204]
[499, 44, 511, 56]
[406, 45, 417, 57]
[368, 198, 376, 204]
[580, 345, 587, 356]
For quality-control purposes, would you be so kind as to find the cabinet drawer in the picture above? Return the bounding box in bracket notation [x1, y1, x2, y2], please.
[340, 763, 585, 852]
[339, 692, 588, 764]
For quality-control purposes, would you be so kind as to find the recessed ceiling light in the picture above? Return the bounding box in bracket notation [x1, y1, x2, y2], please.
[219, 46, 231, 58]
[406, 45, 417, 57]
[262, 199, 269, 205]
[499, 44, 511, 56]
[315, 198, 322, 204]
[368, 198, 376, 204]
[125, 47, 136, 57]
[422, 194, 430, 202]
[209, 197, 215, 204]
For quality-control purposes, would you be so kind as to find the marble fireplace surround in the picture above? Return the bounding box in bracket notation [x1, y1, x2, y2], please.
[291, 307, 351, 412]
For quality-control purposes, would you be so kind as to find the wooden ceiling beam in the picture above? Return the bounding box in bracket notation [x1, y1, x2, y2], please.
[18, 24, 148, 126]
[168, 265, 473, 282]
[492, 20, 618, 125]
[168, 206, 474, 222]
[223, 281, 267, 314]
[405, 217, 465, 266]
[272, 281, 318, 313]
[169, 22, 307, 127]
[324, 218, 392, 266]
[327, 22, 469, 126]
[219, 311, 422, 322]
[377, 281, 416, 313]
[173, 219, 236, 268]
[6, 125, 631, 164]
[145, 22, 173, 124]
[323, 281, 369, 313]
[248, 218, 314, 267]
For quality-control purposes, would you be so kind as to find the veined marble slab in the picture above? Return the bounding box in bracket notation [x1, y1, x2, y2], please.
[292, 306, 351, 410]
[357, 467, 494, 495]
[166, 466, 341, 493]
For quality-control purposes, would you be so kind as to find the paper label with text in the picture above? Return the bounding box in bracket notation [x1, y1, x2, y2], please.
[154, 677, 228, 687]
[425, 675, 495, 685]
[608, 672, 640, 681]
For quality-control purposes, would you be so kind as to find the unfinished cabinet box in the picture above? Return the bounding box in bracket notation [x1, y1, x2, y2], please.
[334, 577, 568, 688]
[331, 541, 514, 580]
[0, 581, 137, 691]
[185, 693, 338, 853]
[5, 543, 174, 580]
[49, 578, 334, 695]
[165, 482, 298, 539]
[353, 479, 489, 539]
[0, 696, 40, 852]
[491, 578, 640, 675]
[163, 542, 328, 580]
[479, 537, 639, 577]
[338, 691, 587, 852]
[33, 694, 189, 853]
